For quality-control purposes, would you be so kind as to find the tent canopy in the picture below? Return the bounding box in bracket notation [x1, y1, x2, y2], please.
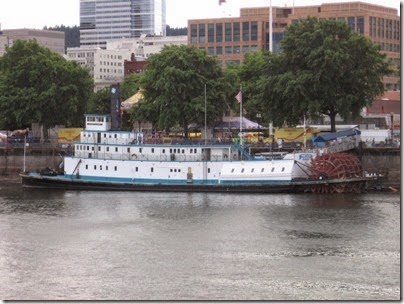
[313, 129, 361, 143]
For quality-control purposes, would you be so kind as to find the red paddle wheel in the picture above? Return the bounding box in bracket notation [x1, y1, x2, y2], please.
[309, 153, 364, 193]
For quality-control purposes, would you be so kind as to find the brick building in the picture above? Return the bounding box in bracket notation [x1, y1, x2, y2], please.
[188, 1, 400, 90]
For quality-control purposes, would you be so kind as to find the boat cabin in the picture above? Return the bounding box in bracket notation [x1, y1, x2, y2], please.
[85, 114, 112, 132]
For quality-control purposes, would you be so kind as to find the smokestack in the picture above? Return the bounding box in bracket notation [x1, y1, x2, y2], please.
[110, 84, 121, 130]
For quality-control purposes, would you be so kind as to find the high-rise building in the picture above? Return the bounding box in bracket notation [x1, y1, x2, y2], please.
[188, 1, 400, 90]
[80, 0, 166, 49]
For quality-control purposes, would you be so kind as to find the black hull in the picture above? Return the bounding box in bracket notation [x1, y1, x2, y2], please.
[20, 173, 369, 194]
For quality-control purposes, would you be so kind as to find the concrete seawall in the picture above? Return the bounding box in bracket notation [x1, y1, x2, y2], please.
[1, 148, 400, 189]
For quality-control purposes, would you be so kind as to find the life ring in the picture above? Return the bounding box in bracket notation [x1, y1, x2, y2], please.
[131, 153, 137, 159]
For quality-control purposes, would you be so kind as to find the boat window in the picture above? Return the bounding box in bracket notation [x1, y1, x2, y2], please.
[107, 147, 109, 152]
[190, 149, 193, 154]
[98, 147, 101, 151]
[208, 168, 210, 173]
[86, 165, 88, 169]
[182, 149, 185, 154]
[271, 167, 275, 172]
[194, 149, 197, 153]
[179, 169, 181, 172]
[152, 148, 154, 153]
[170, 169, 173, 172]
[136, 167, 138, 172]
[104, 134, 107, 138]
[251, 168, 254, 173]
[151, 168, 154, 173]
[114, 134, 117, 138]
[100, 165, 102, 170]
[94, 165, 96, 170]
[114, 166, 117, 171]
[106, 166, 108, 171]
[163, 149, 165, 153]
[139, 148, 142, 153]
[231, 168, 234, 173]
[115, 147, 118, 152]
[282, 167, 285, 172]
[261, 168, 264, 172]
[127, 148, 130, 153]
[170, 149, 172, 153]
[241, 168, 245, 173]
[92, 147, 94, 151]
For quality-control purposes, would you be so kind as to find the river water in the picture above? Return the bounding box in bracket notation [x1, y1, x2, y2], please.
[0, 184, 400, 301]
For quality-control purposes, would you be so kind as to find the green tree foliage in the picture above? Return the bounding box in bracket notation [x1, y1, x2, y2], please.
[120, 73, 143, 100]
[87, 87, 111, 114]
[242, 17, 392, 132]
[166, 25, 187, 36]
[0, 40, 93, 135]
[133, 45, 229, 137]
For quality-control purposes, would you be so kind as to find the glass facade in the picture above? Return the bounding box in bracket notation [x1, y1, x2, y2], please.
[80, 0, 166, 48]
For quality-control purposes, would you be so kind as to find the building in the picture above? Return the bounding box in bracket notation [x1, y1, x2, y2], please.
[0, 29, 65, 56]
[66, 47, 132, 91]
[67, 35, 186, 89]
[80, 0, 166, 49]
[188, 1, 400, 90]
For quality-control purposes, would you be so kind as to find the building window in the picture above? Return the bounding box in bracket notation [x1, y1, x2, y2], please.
[233, 22, 240, 42]
[251, 21, 258, 41]
[225, 46, 232, 54]
[216, 23, 223, 42]
[208, 23, 215, 42]
[191, 24, 197, 43]
[216, 46, 223, 55]
[347, 17, 355, 32]
[242, 22, 250, 41]
[242, 45, 250, 53]
[199, 24, 206, 43]
[356, 16, 364, 34]
[233, 46, 240, 54]
[208, 47, 214, 55]
[225, 23, 232, 42]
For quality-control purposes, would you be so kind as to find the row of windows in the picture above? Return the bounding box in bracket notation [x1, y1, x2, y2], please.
[206, 45, 258, 55]
[191, 21, 259, 44]
[231, 167, 285, 173]
[76, 145, 199, 155]
[83, 164, 184, 174]
[369, 17, 400, 40]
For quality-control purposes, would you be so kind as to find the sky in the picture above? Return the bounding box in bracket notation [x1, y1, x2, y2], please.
[0, 0, 400, 30]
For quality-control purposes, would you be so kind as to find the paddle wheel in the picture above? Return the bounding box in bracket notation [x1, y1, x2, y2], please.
[308, 153, 364, 193]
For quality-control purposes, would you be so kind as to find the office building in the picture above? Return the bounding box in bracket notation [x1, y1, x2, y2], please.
[188, 1, 400, 90]
[80, 0, 166, 49]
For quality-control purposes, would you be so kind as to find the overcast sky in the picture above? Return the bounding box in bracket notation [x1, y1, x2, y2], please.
[0, 0, 400, 30]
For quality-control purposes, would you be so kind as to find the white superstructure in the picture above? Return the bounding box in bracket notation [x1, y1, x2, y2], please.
[62, 114, 315, 185]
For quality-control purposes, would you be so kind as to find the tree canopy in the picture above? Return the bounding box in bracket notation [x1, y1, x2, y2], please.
[132, 45, 230, 137]
[240, 17, 392, 132]
[0, 39, 93, 134]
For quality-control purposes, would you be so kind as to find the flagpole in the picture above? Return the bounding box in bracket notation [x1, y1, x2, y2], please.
[239, 85, 243, 146]
[204, 84, 207, 145]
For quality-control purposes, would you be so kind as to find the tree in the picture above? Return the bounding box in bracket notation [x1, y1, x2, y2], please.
[0, 40, 93, 137]
[134, 45, 229, 137]
[245, 18, 392, 132]
[87, 87, 111, 114]
[120, 73, 143, 100]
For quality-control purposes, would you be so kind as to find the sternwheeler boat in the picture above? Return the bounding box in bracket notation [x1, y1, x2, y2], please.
[20, 114, 369, 193]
